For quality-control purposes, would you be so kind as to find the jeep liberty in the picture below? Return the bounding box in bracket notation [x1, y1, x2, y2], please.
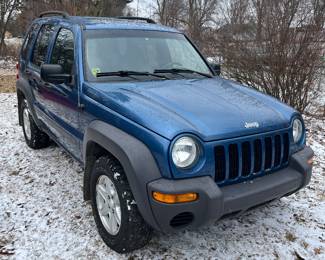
[16, 11, 314, 253]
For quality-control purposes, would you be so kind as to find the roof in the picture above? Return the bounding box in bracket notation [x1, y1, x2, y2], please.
[36, 16, 180, 33]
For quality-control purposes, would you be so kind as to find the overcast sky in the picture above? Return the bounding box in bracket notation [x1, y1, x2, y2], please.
[128, 0, 154, 17]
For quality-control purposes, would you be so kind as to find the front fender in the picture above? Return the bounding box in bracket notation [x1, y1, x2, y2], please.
[83, 120, 162, 230]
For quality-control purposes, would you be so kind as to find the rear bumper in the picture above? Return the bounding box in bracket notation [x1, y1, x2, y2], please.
[147, 146, 313, 232]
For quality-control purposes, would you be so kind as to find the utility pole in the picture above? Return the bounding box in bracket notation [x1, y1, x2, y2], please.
[137, 0, 139, 16]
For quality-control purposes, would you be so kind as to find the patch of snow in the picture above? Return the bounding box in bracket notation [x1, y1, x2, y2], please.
[4, 37, 23, 48]
[113, 172, 120, 180]
[126, 200, 132, 211]
[0, 93, 324, 259]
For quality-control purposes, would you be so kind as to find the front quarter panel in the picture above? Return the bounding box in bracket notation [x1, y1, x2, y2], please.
[79, 83, 172, 179]
[83, 120, 164, 229]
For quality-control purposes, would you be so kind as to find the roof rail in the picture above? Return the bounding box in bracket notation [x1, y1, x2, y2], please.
[39, 11, 70, 19]
[116, 16, 156, 24]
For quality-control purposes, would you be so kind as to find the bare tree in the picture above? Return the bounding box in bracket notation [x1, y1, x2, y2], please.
[77, 0, 132, 17]
[156, 0, 186, 27]
[0, 0, 22, 56]
[217, 0, 325, 112]
[155, 0, 219, 51]
[185, 0, 219, 48]
[12, 0, 132, 36]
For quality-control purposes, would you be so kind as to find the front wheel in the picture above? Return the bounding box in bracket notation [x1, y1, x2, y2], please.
[90, 156, 152, 253]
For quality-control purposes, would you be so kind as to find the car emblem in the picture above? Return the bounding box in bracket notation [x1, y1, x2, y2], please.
[245, 122, 260, 128]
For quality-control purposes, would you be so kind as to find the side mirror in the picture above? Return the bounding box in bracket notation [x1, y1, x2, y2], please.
[209, 63, 221, 76]
[40, 64, 71, 85]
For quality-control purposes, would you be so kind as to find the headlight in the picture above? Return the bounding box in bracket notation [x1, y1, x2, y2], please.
[292, 118, 303, 143]
[172, 136, 199, 169]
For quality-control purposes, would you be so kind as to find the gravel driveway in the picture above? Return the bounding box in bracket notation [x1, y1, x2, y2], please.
[0, 93, 324, 259]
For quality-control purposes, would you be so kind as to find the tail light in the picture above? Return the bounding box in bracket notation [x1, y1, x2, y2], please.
[16, 63, 20, 79]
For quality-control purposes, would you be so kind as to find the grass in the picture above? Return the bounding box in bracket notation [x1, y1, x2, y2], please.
[285, 231, 297, 242]
[0, 75, 16, 93]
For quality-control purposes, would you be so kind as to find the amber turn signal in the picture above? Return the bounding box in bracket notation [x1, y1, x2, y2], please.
[152, 192, 198, 204]
[307, 157, 313, 165]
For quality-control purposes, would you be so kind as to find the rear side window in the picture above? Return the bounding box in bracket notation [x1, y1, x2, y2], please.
[21, 24, 39, 60]
[50, 28, 74, 74]
[32, 24, 55, 67]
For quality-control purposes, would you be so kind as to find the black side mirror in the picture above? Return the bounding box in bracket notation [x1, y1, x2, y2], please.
[40, 64, 71, 85]
[209, 63, 221, 76]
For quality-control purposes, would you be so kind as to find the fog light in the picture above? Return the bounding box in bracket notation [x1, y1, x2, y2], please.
[152, 192, 198, 204]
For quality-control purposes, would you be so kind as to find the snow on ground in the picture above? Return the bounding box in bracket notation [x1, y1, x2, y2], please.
[0, 38, 21, 76]
[4, 38, 23, 48]
[0, 93, 324, 259]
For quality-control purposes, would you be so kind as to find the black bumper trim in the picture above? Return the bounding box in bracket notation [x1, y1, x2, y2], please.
[147, 146, 313, 232]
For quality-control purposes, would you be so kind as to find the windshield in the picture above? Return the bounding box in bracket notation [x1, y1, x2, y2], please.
[84, 30, 212, 81]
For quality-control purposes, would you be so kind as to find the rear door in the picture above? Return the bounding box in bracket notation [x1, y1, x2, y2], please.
[19, 23, 39, 75]
[26, 24, 56, 117]
[17, 23, 40, 115]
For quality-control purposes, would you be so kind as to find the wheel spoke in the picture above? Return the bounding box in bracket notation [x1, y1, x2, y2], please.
[108, 211, 118, 232]
[109, 184, 116, 196]
[113, 195, 120, 209]
[96, 184, 108, 200]
[101, 201, 111, 216]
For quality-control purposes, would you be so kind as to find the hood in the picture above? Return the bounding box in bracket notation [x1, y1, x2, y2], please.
[83, 78, 296, 141]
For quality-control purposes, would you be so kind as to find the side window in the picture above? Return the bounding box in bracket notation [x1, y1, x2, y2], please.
[32, 24, 55, 67]
[50, 28, 74, 75]
[21, 24, 39, 60]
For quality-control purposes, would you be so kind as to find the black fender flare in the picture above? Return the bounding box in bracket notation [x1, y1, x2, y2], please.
[83, 120, 162, 230]
[16, 79, 39, 127]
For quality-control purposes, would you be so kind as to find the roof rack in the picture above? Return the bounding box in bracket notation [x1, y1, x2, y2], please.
[116, 16, 156, 24]
[39, 11, 70, 19]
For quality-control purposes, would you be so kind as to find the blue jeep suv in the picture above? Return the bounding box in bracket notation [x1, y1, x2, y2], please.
[16, 11, 314, 253]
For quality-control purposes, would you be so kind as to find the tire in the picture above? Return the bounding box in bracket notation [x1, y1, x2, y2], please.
[90, 156, 152, 253]
[20, 99, 50, 149]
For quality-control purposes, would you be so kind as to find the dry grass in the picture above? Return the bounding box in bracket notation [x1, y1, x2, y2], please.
[0, 75, 16, 93]
[285, 231, 297, 242]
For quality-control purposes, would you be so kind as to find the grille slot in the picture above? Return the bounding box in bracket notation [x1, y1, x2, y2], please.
[215, 146, 226, 182]
[253, 139, 262, 172]
[282, 133, 289, 164]
[170, 212, 194, 228]
[214, 131, 290, 185]
[264, 137, 272, 170]
[274, 135, 281, 167]
[228, 144, 239, 179]
[241, 142, 251, 176]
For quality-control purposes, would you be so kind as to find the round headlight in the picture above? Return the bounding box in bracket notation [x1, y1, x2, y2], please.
[172, 136, 199, 169]
[292, 118, 303, 143]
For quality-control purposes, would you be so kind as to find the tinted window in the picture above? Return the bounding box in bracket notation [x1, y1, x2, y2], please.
[21, 24, 39, 60]
[50, 28, 74, 74]
[32, 24, 55, 67]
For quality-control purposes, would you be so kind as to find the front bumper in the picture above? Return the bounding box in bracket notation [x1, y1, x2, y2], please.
[147, 146, 314, 232]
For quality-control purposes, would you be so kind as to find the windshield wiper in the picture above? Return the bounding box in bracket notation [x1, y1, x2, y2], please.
[96, 70, 168, 79]
[154, 68, 213, 78]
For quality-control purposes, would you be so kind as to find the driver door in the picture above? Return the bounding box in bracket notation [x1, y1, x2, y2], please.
[41, 27, 82, 160]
